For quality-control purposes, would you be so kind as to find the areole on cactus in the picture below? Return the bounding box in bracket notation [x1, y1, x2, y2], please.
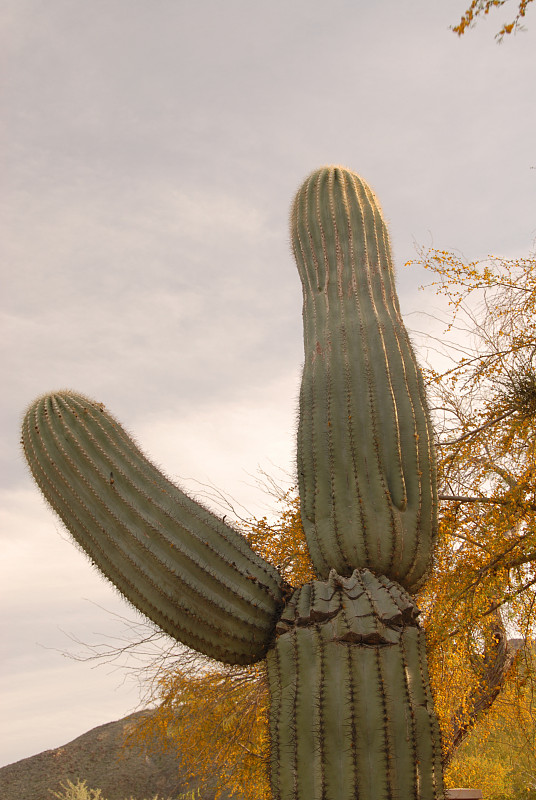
[21, 166, 445, 800]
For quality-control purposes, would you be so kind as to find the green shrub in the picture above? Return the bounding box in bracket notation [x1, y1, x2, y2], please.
[49, 778, 175, 800]
[49, 780, 104, 800]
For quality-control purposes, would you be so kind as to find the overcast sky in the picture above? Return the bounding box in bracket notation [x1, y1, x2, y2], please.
[1, 0, 535, 769]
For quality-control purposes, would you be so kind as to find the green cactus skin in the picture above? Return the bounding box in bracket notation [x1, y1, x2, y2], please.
[267, 569, 444, 800]
[21, 166, 445, 800]
[21, 391, 286, 665]
[292, 166, 437, 594]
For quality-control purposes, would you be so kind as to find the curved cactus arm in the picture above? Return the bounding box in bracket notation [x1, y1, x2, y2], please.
[292, 166, 437, 593]
[21, 391, 287, 665]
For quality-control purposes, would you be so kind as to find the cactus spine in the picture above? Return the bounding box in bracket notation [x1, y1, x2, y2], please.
[21, 166, 444, 799]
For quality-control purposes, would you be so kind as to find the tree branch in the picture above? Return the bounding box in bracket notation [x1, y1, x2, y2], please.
[439, 493, 536, 512]
[444, 610, 518, 765]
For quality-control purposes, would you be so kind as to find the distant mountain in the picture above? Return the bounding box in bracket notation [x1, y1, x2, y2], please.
[0, 710, 234, 800]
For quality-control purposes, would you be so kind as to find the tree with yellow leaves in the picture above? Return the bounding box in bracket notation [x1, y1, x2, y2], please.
[126, 248, 536, 800]
[413, 247, 536, 792]
[445, 657, 536, 798]
[454, 0, 534, 38]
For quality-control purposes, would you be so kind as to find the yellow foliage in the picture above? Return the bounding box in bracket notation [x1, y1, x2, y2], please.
[444, 659, 536, 798]
[412, 248, 536, 779]
[241, 490, 316, 589]
[134, 661, 271, 799]
[453, 0, 534, 39]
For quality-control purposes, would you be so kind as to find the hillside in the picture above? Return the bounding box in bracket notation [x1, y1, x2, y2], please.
[0, 710, 234, 800]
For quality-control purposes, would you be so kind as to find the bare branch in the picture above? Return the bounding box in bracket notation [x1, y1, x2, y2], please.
[444, 611, 518, 765]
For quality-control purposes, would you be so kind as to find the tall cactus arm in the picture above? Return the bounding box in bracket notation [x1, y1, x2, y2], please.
[21, 391, 287, 665]
[292, 166, 437, 593]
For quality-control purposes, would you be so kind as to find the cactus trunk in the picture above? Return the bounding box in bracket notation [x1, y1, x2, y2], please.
[267, 570, 444, 800]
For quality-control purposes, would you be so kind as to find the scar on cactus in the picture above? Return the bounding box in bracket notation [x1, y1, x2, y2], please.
[22, 166, 445, 800]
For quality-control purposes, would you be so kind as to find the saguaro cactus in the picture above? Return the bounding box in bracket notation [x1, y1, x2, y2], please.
[22, 166, 444, 800]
